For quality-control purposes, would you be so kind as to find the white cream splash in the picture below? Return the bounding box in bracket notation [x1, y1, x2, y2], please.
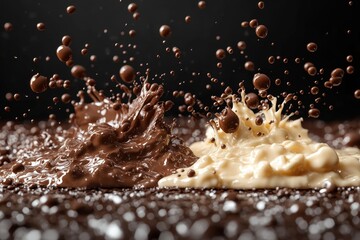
[159, 92, 360, 189]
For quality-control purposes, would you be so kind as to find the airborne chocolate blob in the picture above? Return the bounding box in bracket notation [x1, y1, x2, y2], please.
[0, 82, 197, 188]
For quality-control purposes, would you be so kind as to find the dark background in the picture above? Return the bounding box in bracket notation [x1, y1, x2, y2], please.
[0, 0, 359, 121]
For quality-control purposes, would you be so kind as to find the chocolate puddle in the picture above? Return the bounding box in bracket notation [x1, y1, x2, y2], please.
[0, 82, 197, 188]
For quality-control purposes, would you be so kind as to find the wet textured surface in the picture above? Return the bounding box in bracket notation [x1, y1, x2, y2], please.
[0, 118, 360, 239]
[0, 83, 197, 188]
[1, 186, 360, 239]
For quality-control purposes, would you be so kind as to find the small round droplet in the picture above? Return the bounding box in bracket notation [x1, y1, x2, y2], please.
[128, 3, 138, 13]
[268, 56, 275, 64]
[159, 25, 171, 38]
[56, 45, 72, 62]
[216, 49, 226, 60]
[187, 169, 196, 177]
[198, 1, 206, 9]
[245, 93, 259, 109]
[62, 35, 72, 46]
[71, 65, 86, 79]
[255, 115, 263, 125]
[129, 29, 136, 37]
[185, 16, 191, 23]
[310, 86, 319, 95]
[307, 66, 317, 76]
[303, 62, 314, 71]
[14, 93, 21, 101]
[218, 108, 239, 133]
[346, 66, 354, 74]
[119, 65, 136, 83]
[237, 41, 246, 50]
[133, 12, 140, 20]
[36, 22, 45, 31]
[255, 25, 268, 38]
[249, 19, 258, 28]
[61, 93, 71, 103]
[81, 48, 88, 55]
[66, 5, 76, 14]
[30, 74, 48, 93]
[306, 42, 317, 52]
[4, 22, 13, 32]
[244, 61, 255, 71]
[258, 1, 265, 9]
[354, 89, 360, 99]
[253, 73, 271, 91]
[346, 55, 353, 63]
[331, 68, 344, 78]
[241, 21, 249, 28]
[308, 108, 320, 118]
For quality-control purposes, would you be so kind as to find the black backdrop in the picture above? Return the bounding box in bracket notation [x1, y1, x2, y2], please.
[1, 0, 359, 121]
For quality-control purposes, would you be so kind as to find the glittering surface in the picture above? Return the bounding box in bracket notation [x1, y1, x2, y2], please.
[0, 118, 360, 239]
[1, 186, 360, 239]
[0, 83, 197, 188]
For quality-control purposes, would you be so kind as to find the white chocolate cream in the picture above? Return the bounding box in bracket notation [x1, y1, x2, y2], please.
[159, 93, 360, 189]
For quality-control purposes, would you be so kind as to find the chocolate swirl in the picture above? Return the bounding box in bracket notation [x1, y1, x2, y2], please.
[0, 83, 197, 188]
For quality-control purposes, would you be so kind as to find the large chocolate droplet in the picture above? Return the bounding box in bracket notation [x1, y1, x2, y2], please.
[219, 107, 239, 133]
[119, 65, 136, 83]
[253, 73, 270, 91]
[30, 74, 48, 93]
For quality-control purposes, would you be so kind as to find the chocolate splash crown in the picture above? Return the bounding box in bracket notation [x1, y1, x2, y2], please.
[0, 82, 197, 188]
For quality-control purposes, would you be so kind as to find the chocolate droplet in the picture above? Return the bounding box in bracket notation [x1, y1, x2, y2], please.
[159, 25, 171, 38]
[62, 35, 72, 46]
[255, 115, 263, 125]
[36, 22, 45, 31]
[198, 1, 206, 9]
[219, 108, 239, 133]
[249, 19, 258, 28]
[253, 73, 271, 91]
[187, 169, 196, 177]
[244, 61, 255, 71]
[303, 62, 314, 71]
[216, 49, 226, 60]
[56, 45, 72, 62]
[245, 93, 259, 109]
[237, 41, 246, 50]
[308, 108, 320, 118]
[119, 65, 136, 83]
[354, 89, 360, 99]
[66, 5, 76, 14]
[30, 74, 48, 93]
[331, 68, 344, 78]
[128, 3, 138, 13]
[4, 22, 13, 32]
[306, 42, 318, 52]
[258, 1, 265, 9]
[307, 66, 317, 76]
[255, 25, 268, 38]
[71, 65, 86, 79]
[61, 93, 71, 103]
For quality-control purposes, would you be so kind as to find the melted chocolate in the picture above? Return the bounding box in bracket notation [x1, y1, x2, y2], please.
[0, 83, 197, 188]
[218, 107, 239, 133]
[56, 45, 72, 62]
[253, 73, 271, 91]
[30, 74, 48, 93]
[159, 25, 171, 38]
[119, 65, 136, 83]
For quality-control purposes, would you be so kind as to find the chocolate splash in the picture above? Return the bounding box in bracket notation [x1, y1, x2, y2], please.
[0, 82, 197, 188]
